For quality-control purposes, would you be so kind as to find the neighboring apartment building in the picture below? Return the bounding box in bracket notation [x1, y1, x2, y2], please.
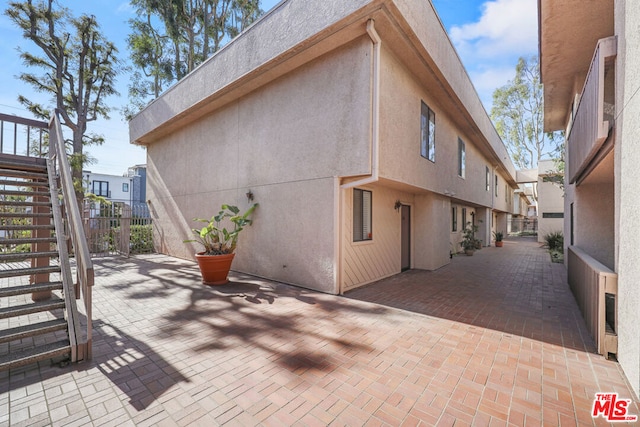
[85, 171, 131, 202]
[539, 0, 640, 397]
[536, 159, 564, 242]
[84, 165, 148, 215]
[130, 0, 520, 294]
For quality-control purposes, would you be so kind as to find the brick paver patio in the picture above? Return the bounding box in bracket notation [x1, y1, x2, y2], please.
[1, 237, 638, 426]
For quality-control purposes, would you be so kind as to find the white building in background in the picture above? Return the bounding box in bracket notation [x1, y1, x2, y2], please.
[83, 165, 148, 216]
[536, 159, 564, 242]
[84, 171, 132, 203]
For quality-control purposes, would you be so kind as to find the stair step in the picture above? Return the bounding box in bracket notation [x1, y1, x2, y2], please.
[0, 168, 48, 180]
[0, 156, 47, 172]
[0, 319, 67, 345]
[0, 189, 50, 198]
[0, 282, 63, 298]
[0, 265, 61, 279]
[0, 224, 54, 231]
[0, 298, 65, 320]
[0, 251, 59, 263]
[0, 340, 70, 372]
[0, 179, 49, 189]
[0, 212, 53, 219]
[0, 200, 51, 207]
[0, 237, 56, 245]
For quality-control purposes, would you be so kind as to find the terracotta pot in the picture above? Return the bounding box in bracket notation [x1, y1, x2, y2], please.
[465, 249, 475, 256]
[195, 252, 235, 285]
[495, 241, 504, 247]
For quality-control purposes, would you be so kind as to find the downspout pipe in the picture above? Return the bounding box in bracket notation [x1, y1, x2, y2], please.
[341, 19, 381, 190]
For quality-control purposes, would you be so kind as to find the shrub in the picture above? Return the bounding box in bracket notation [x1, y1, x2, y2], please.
[544, 231, 564, 252]
[130, 224, 154, 254]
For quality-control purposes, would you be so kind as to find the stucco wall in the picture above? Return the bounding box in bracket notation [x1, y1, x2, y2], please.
[388, 0, 515, 181]
[414, 192, 451, 270]
[615, 0, 640, 399]
[147, 37, 372, 294]
[574, 182, 615, 270]
[129, 0, 377, 142]
[378, 46, 512, 211]
[537, 175, 565, 243]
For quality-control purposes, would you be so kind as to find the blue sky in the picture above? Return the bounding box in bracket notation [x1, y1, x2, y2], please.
[0, 0, 537, 175]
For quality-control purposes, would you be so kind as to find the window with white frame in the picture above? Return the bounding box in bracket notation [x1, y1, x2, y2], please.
[421, 101, 436, 162]
[353, 189, 372, 242]
[123, 183, 129, 192]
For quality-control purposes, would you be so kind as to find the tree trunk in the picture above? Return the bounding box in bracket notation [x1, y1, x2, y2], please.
[73, 128, 85, 210]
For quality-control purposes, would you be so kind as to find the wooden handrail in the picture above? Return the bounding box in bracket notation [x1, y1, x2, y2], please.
[48, 111, 95, 360]
[46, 156, 82, 361]
[0, 113, 48, 129]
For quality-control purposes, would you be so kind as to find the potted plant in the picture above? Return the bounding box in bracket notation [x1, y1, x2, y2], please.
[185, 203, 258, 285]
[460, 222, 480, 256]
[493, 231, 504, 247]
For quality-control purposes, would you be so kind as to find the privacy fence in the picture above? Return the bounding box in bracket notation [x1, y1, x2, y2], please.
[82, 201, 153, 257]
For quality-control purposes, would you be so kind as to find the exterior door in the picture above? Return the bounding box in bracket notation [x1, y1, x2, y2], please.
[401, 205, 411, 271]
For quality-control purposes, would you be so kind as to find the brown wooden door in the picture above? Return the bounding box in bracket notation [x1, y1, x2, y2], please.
[401, 205, 411, 271]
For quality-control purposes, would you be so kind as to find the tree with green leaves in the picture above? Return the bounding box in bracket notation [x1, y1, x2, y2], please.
[124, 0, 262, 119]
[491, 56, 561, 170]
[5, 0, 119, 206]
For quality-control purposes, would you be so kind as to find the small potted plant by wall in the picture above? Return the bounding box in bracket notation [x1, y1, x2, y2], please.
[460, 222, 480, 256]
[493, 231, 504, 247]
[185, 203, 258, 285]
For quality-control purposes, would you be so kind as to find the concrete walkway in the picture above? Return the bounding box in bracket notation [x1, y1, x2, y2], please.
[1, 238, 638, 426]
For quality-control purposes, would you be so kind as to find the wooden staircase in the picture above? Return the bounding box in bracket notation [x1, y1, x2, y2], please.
[0, 112, 94, 372]
[0, 158, 73, 370]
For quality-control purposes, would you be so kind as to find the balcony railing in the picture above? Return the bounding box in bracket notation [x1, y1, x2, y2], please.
[567, 36, 617, 184]
[567, 246, 617, 357]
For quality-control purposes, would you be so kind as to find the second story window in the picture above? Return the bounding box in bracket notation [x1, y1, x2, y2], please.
[495, 175, 499, 197]
[458, 138, 466, 178]
[92, 180, 109, 197]
[421, 101, 435, 162]
[486, 166, 490, 191]
[122, 183, 129, 192]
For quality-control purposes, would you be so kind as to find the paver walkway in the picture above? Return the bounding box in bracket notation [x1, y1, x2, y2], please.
[1, 237, 638, 426]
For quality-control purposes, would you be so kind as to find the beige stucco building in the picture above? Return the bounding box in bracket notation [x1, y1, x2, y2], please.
[536, 159, 564, 242]
[539, 0, 640, 398]
[130, 0, 519, 295]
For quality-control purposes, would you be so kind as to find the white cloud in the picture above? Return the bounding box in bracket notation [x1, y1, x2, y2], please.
[450, 0, 538, 60]
[468, 66, 519, 108]
[446, 0, 538, 110]
[116, 2, 134, 14]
